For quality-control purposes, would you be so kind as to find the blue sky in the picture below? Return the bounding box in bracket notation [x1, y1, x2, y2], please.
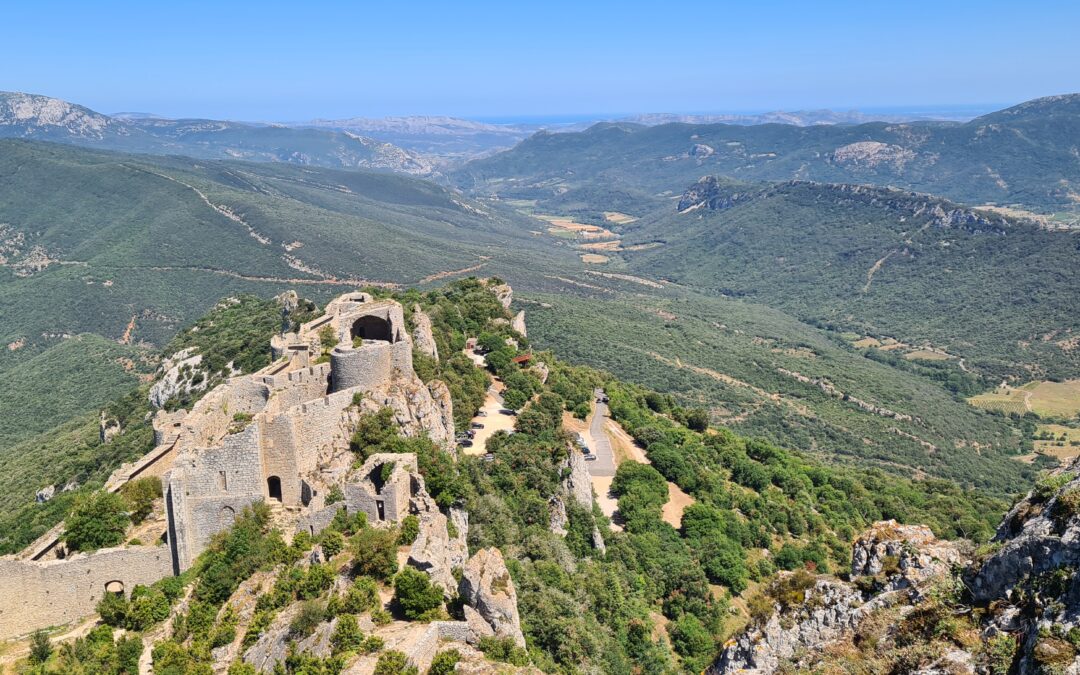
[5, 0, 1080, 121]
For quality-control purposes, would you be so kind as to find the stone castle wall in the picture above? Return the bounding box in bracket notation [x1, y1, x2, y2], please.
[0, 546, 172, 638]
[166, 423, 265, 571]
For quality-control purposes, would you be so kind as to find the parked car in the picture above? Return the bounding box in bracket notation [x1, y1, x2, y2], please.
[482, 453, 495, 462]
[471, 422, 484, 429]
[582, 446, 592, 455]
[458, 439, 473, 448]
[477, 410, 488, 417]
[499, 408, 517, 416]
[584, 455, 597, 461]
[465, 429, 476, 439]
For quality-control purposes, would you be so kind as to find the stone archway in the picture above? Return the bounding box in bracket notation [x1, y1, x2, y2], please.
[267, 476, 282, 502]
[350, 315, 393, 342]
[220, 505, 236, 528]
[104, 580, 125, 596]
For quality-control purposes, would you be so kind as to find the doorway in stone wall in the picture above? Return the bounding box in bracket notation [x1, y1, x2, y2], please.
[267, 476, 282, 501]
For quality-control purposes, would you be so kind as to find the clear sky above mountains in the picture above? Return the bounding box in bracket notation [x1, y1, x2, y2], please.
[7, 0, 1080, 120]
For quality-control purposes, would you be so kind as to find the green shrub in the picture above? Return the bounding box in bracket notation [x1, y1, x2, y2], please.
[428, 649, 461, 675]
[63, 491, 130, 551]
[341, 577, 380, 615]
[120, 476, 163, 524]
[398, 515, 420, 545]
[477, 636, 529, 666]
[375, 650, 418, 675]
[352, 527, 399, 580]
[394, 567, 445, 620]
[290, 600, 327, 638]
[330, 613, 364, 654]
[29, 629, 51, 665]
[320, 530, 345, 558]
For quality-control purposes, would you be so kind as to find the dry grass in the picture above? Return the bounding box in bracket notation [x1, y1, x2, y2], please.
[603, 211, 637, 224]
[904, 349, 951, 361]
[580, 254, 609, 264]
[853, 337, 882, 349]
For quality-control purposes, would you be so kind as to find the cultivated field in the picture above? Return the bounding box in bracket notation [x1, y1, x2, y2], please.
[969, 380, 1080, 418]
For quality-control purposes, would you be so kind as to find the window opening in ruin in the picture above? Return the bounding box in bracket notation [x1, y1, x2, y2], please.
[350, 315, 393, 342]
[267, 476, 283, 502]
[217, 470, 228, 491]
[105, 580, 124, 596]
[376, 499, 385, 521]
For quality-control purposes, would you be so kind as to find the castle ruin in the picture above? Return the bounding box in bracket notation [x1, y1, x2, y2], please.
[0, 292, 460, 638]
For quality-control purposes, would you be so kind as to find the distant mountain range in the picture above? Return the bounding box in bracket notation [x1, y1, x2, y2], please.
[0, 92, 436, 174]
[0, 90, 999, 166]
[455, 93, 1080, 213]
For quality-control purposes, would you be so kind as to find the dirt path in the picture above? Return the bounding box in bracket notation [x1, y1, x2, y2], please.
[420, 260, 487, 284]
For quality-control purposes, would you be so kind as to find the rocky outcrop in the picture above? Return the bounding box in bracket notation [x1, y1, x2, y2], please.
[99, 411, 121, 444]
[35, 485, 55, 503]
[710, 578, 865, 674]
[711, 520, 967, 674]
[851, 520, 965, 596]
[511, 310, 527, 337]
[411, 304, 440, 361]
[689, 143, 714, 158]
[148, 347, 206, 408]
[561, 450, 593, 509]
[972, 469, 1080, 603]
[829, 140, 915, 171]
[677, 176, 753, 213]
[350, 372, 455, 450]
[427, 380, 455, 448]
[489, 282, 513, 310]
[407, 486, 469, 594]
[968, 464, 1080, 673]
[548, 496, 568, 536]
[459, 548, 525, 648]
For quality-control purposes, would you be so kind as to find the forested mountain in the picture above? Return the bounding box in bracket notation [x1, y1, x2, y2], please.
[454, 94, 1080, 215]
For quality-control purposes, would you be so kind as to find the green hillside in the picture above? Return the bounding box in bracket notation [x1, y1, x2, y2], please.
[455, 94, 1080, 215]
[521, 289, 1032, 495]
[614, 180, 1080, 382]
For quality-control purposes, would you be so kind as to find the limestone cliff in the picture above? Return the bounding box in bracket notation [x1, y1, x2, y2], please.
[459, 548, 526, 648]
[411, 304, 439, 361]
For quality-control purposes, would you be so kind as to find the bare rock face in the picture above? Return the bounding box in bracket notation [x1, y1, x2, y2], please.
[99, 411, 121, 444]
[829, 140, 915, 171]
[427, 380, 456, 449]
[973, 469, 1080, 603]
[35, 485, 55, 503]
[690, 143, 714, 158]
[408, 484, 469, 594]
[511, 310, 527, 337]
[352, 372, 455, 450]
[561, 451, 593, 509]
[149, 347, 206, 408]
[677, 176, 753, 213]
[459, 548, 525, 648]
[411, 304, 440, 361]
[851, 520, 965, 596]
[548, 496, 568, 536]
[710, 578, 865, 674]
[489, 282, 513, 310]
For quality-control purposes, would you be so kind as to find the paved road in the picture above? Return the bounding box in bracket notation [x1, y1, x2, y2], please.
[587, 389, 616, 477]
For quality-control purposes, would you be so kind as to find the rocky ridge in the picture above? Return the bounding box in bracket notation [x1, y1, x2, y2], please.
[711, 460, 1080, 674]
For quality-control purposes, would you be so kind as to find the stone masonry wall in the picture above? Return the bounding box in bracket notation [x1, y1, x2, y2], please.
[0, 546, 173, 639]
